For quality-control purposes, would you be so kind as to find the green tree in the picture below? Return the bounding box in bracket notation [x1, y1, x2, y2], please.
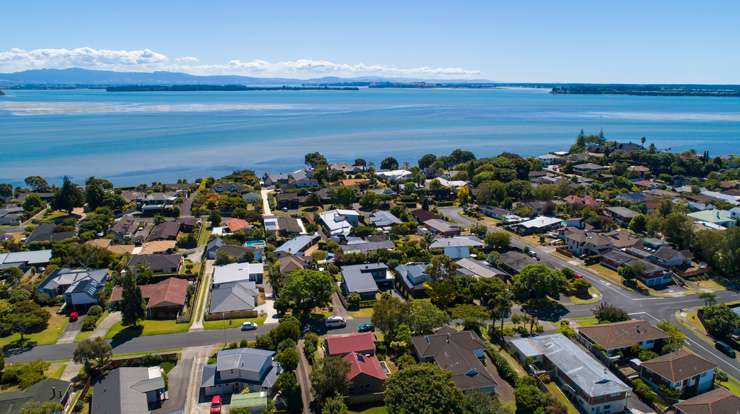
[512, 264, 564, 301]
[462, 390, 507, 414]
[277, 347, 299, 371]
[385, 363, 463, 414]
[358, 191, 380, 210]
[22, 194, 44, 213]
[662, 213, 694, 250]
[321, 393, 348, 414]
[52, 176, 83, 212]
[514, 377, 548, 414]
[428, 255, 458, 280]
[330, 186, 357, 207]
[380, 157, 399, 170]
[275, 270, 334, 321]
[20, 401, 63, 414]
[418, 154, 437, 169]
[449, 304, 490, 331]
[305, 152, 328, 168]
[657, 321, 686, 354]
[121, 270, 145, 326]
[24, 176, 50, 192]
[699, 292, 716, 306]
[311, 357, 351, 407]
[407, 300, 449, 334]
[485, 232, 510, 252]
[73, 337, 112, 374]
[275, 371, 302, 413]
[372, 292, 409, 341]
[209, 210, 222, 226]
[594, 303, 630, 323]
[629, 214, 647, 234]
[85, 178, 106, 211]
[0, 183, 12, 198]
[701, 304, 739, 339]
[9, 301, 50, 342]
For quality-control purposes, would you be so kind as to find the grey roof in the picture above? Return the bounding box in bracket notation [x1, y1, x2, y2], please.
[455, 258, 507, 279]
[395, 263, 430, 289]
[128, 254, 181, 273]
[25, 223, 75, 244]
[341, 263, 387, 294]
[38, 268, 108, 293]
[275, 234, 318, 255]
[0, 249, 52, 266]
[210, 281, 258, 313]
[430, 235, 484, 249]
[604, 206, 639, 219]
[424, 219, 460, 233]
[510, 334, 630, 398]
[217, 347, 275, 372]
[369, 210, 401, 227]
[340, 240, 395, 254]
[92, 367, 165, 414]
[0, 378, 70, 414]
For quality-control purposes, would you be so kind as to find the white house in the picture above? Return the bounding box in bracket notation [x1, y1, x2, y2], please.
[213, 262, 264, 285]
[319, 209, 360, 237]
[429, 236, 484, 259]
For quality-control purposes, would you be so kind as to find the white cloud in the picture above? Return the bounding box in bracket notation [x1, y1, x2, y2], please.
[0, 47, 481, 79]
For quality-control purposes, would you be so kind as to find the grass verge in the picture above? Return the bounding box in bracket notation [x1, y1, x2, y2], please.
[545, 382, 580, 414]
[202, 314, 267, 330]
[0, 307, 69, 347]
[106, 319, 189, 340]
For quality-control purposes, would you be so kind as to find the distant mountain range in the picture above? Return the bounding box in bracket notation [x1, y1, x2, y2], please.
[0, 68, 491, 86]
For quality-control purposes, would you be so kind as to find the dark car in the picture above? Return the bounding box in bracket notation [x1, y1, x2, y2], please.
[357, 323, 375, 332]
[715, 341, 736, 358]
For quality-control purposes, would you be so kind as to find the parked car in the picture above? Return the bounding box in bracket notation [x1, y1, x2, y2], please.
[715, 341, 736, 358]
[325, 316, 346, 329]
[69, 311, 79, 322]
[241, 321, 258, 331]
[210, 395, 222, 414]
[357, 323, 375, 332]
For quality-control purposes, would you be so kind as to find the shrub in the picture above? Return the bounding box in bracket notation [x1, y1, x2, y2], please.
[489, 348, 519, 386]
[81, 315, 99, 331]
[632, 378, 658, 404]
[87, 305, 103, 317]
[347, 292, 361, 311]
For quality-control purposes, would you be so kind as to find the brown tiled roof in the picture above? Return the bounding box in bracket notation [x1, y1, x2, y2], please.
[139, 240, 176, 255]
[578, 320, 668, 350]
[340, 179, 369, 187]
[674, 387, 739, 414]
[278, 255, 313, 274]
[641, 350, 716, 383]
[110, 277, 188, 309]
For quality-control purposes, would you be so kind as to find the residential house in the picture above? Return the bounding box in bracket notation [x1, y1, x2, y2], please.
[572, 163, 607, 177]
[413, 327, 497, 394]
[600, 249, 673, 287]
[243, 192, 261, 204]
[639, 350, 716, 398]
[25, 223, 75, 245]
[423, 219, 461, 237]
[213, 262, 264, 285]
[343, 352, 387, 396]
[410, 209, 442, 223]
[375, 169, 413, 182]
[368, 210, 401, 229]
[139, 192, 177, 213]
[139, 240, 177, 255]
[510, 334, 631, 414]
[648, 245, 692, 269]
[275, 233, 319, 257]
[564, 195, 601, 209]
[628, 165, 651, 177]
[0, 206, 23, 226]
[429, 235, 484, 259]
[674, 387, 739, 414]
[206, 238, 226, 260]
[147, 220, 180, 241]
[276, 192, 299, 210]
[276, 216, 304, 235]
[278, 255, 314, 274]
[320, 209, 361, 238]
[577, 320, 668, 359]
[513, 216, 562, 235]
[537, 153, 563, 165]
[0, 249, 52, 270]
[213, 244, 262, 263]
[209, 281, 259, 315]
[37, 268, 108, 309]
[213, 181, 244, 193]
[340, 178, 370, 188]
[110, 216, 152, 245]
[110, 277, 189, 319]
[687, 210, 736, 229]
[340, 239, 395, 255]
[128, 254, 183, 275]
[395, 263, 430, 298]
[604, 206, 640, 226]
[479, 206, 525, 224]
[616, 192, 648, 205]
[262, 172, 291, 187]
[455, 257, 508, 280]
[325, 332, 376, 357]
[92, 367, 167, 414]
[224, 218, 251, 233]
[561, 228, 612, 257]
[496, 251, 537, 275]
[0, 378, 71, 414]
[200, 348, 280, 398]
[340, 263, 392, 300]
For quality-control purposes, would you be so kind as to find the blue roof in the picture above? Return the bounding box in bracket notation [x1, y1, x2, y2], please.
[275, 234, 318, 255]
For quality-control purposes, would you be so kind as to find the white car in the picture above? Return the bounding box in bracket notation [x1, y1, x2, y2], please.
[240, 321, 258, 331]
[324, 316, 346, 329]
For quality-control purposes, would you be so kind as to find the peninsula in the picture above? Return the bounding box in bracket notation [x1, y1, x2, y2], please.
[551, 84, 740, 97]
[106, 84, 359, 92]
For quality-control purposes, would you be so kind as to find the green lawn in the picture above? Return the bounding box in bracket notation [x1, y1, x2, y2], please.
[44, 363, 67, 380]
[545, 382, 579, 414]
[106, 319, 189, 340]
[568, 287, 602, 305]
[566, 315, 602, 327]
[718, 371, 740, 396]
[349, 308, 374, 318]
[348, 405, 388, 414]
[202, 314, 267, 330]
[0, 307, 69, 348]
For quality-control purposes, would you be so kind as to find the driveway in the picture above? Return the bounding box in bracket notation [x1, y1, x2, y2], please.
[190, 260, 214, 331]
[295, 341, 313, 414]
[56, 318, 82, 344]
[255, 299, 279, 325]
[152, 355, 193, 414]
[260, 189, 274, 217]
[183, 346, 212, 413]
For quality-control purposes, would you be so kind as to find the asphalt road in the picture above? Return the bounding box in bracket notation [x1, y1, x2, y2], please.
[7, 317, 370, 364]
[438, 207, 740, 378]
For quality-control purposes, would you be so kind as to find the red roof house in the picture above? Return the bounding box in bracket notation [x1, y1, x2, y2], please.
[342, 352, 386, 395]
[563, 195, 601, 208]
[110, 277, 189, 319]
[325, 332, 376, 357]
[225, 218, 251, 233]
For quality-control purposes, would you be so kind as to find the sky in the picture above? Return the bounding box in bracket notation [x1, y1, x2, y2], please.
[1, 0, 739, 83]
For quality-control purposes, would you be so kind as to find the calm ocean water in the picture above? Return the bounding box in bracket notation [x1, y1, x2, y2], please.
[1, 88, 739, 186]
